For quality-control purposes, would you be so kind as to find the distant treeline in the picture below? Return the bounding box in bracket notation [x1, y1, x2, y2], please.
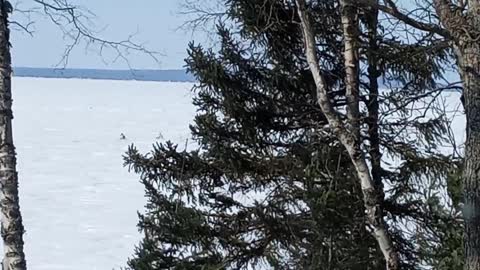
[12, 67, 195, 82]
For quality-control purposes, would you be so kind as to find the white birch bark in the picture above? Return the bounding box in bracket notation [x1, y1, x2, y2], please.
[0, 1, 27, 269]
[295, 0, 400, 268]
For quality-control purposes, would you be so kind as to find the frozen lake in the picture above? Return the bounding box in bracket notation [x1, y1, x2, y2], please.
[11, 77, 196, 270]
[0, 77, 465, 269]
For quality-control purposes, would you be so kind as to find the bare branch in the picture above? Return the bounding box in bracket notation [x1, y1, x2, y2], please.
[178, 0, 226, 34]
[14, 0, 161, 67]
[358, 0, 451, 38]
[10, 1, 39, 35]
[9, 20, 33, 35]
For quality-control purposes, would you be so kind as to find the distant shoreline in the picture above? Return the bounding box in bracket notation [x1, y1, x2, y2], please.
[12, 67, 195, 83]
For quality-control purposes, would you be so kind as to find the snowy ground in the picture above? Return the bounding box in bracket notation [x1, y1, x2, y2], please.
[10, 77, 196, 270]
[0, 77, 465, 270]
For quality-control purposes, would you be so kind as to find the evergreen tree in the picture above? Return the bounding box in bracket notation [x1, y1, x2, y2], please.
[124, 1, 462, 269]
[355, 1, 479, 268]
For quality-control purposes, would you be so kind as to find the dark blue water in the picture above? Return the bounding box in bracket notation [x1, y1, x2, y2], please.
[13, 67, 195, 82]
[12, 67, 460, 91]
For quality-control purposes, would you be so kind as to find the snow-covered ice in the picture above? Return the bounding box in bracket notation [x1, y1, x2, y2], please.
[0, 77, 465, 270]
[10, 77, 196, 270]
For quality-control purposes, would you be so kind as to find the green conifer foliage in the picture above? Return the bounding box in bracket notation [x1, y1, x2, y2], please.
[125, 1, 462, 269]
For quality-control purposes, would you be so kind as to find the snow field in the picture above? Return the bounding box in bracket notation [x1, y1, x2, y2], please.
[11, 77, 196, 270]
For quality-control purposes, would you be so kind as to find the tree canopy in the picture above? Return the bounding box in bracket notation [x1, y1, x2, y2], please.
[124, 1, 463, 269]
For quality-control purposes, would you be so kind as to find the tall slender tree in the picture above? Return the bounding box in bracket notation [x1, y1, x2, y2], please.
[296, 0, 399, 267]
[0, 1, 26, 269]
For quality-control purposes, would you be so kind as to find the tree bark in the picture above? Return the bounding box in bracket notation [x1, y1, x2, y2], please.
[341, 0, 360, 134]
[335, 0, 480, 268]
[459, 46, 480, 270]
[364, 6, 384, 270]
[295, 0, 400, 269]
[0, 1, 27, 269]
[431, 1, 480, 269]
[364, 3, 383, 205]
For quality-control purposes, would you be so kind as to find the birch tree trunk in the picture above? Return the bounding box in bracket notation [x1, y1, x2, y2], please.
[295, 0, 400, 269]
[0, 1, 27, 269]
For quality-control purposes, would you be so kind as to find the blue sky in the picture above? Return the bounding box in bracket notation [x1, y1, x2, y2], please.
[10, 0, 205, 70]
